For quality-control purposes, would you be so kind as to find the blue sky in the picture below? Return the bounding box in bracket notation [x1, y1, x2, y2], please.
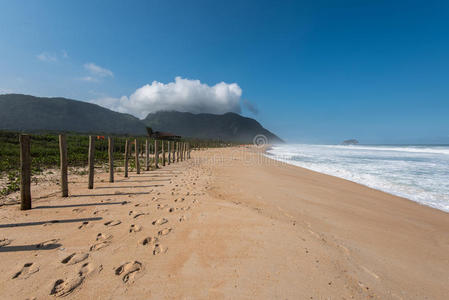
[1, 0, 448, 144]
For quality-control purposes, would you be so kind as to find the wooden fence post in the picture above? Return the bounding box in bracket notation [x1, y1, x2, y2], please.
[183, 143, 186, 160]
[108, 136, 114, 183]
[174, 142, 176, 162]
[167, 141, 171, 165]
[179, 142, 182, 161]
[124, 139, 129, 178]
[181, 142, 184, 161]
[88, 135, 95, 189]
[59, 134, 68, 197]
[145, 139, 150, 171]
[19, 134, 31, 210]
[154, 140, 159, 168]
[135, 139, 140, 174]
[162, 141, 166, 166]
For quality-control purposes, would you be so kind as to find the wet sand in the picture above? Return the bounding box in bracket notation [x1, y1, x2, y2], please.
[1, 147, 448, 299]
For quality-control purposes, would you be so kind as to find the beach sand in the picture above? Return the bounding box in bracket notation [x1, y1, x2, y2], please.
[1, 146, 448, 299]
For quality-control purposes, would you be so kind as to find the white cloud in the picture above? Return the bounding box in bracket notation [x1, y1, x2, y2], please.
[84, 63, 113, 78]
[80, 76, 99, 82]
[36, 52, 58, 62]
[93, 77, 244, 118]
[36, 50, 69, 62]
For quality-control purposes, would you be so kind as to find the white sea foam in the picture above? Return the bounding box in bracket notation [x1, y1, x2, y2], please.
[266, 144, 449, 213]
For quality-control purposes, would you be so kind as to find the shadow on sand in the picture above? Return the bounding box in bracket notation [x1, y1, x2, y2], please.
[70, 192, 150, 197]
[93, 185, 163, 189]
[34, 202, 125, 209]
[0, 242, 62, 252]
[0, 217, 102, 228]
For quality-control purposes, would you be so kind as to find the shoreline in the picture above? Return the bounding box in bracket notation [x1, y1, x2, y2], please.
[264, 144, 449, 214]
[1, 146, 448, 299]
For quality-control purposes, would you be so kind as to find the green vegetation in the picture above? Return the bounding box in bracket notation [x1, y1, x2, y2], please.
[0, 130, 240, 196]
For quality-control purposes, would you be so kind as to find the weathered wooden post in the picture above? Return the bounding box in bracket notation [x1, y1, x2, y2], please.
[175, 142, 179, 162]
[19, 134, 31, 210]
[162, 141, 166, 166]
[154, 140, 159, 168]
[181, 142, 183, 161]
[145, 139, 150, 171]
[135, 139, 140, 174]
[108, 136, 114, 183]
[181, 142, 184, 161]
[124, 139, 129, 178]
[167, 141, 171, 165]
[172, 141, 175, 163]
[183, 143, 186, 160]
[88, 135, 95, 189]
[59, 134, 68, 197]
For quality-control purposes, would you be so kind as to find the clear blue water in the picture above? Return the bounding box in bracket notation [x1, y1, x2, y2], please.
[267, 144, 449, 213]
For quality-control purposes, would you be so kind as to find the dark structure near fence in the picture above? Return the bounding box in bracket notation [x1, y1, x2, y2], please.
[151, 131, 181, 140]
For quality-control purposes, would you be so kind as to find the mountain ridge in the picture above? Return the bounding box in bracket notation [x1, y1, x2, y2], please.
[143, 110, 283, 143]
[0, 94, 283, 143]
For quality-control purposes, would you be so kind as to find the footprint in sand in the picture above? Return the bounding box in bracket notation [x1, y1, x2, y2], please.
[93, 209, 108, 215]
[133, 213, 145, 219]
[61, 252, 89, 265]
[140, 236, 158, 246]
[78, 221, 89, 229]
[50, 262, 95, 297]
[90, 241, 110, 251]
[89, 233, 112, 251]
[12, 262, 39, 279]
[174, 198, 185, 203]
[152, 218, 168, 226]
[157, 204, 168, 210]
[36, 239, 60, 249]
[158, 228, 172, 236]
[129, 224, 142, 233]
[104, 220, 121, 227]
[179, 215, 186, 222]
[114, 261, 142, 284]
[128, 211, 146, 219]
[96, 233, 112, 241]
[0, 238, 11, 247]
[72, 208, 86, 213]
[152, 243, 167, 255]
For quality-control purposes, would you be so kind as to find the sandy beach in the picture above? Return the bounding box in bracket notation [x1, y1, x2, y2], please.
[1, 146, 449, 299]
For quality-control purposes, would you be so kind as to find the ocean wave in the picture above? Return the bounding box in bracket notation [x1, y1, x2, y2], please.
[267, 144, 449, 213]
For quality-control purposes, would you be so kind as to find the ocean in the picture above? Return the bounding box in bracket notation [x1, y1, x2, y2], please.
[266, 144, 449, 213]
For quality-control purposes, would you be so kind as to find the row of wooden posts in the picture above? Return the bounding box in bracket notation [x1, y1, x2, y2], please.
[19, 134, 191, 210]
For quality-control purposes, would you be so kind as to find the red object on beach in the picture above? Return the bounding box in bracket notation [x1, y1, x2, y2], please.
[97, 136, 105, 140]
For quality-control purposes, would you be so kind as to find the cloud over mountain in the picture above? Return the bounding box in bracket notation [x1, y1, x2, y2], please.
[84, 63, 113, 78]
[93, 77, 245, 118]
